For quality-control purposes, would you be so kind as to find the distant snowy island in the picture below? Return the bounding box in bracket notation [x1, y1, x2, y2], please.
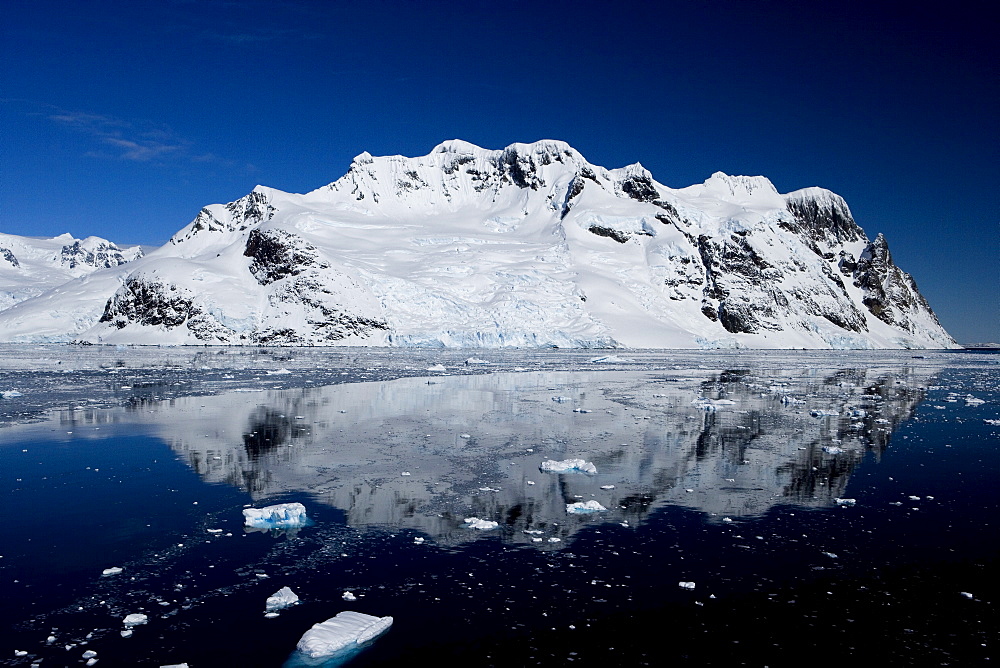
[0, 140, 955, 349]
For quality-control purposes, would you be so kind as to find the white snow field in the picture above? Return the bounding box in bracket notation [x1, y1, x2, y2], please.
[0, 140, 954, 348]
[0, 232, 141, 311]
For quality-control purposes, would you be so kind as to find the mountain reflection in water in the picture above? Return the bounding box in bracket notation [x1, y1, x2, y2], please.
[103, 364, 935, 545]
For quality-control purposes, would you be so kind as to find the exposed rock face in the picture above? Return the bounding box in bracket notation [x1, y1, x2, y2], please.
[171, 190, 276, 244]
[1, 248, 18, 267]
[0, 140, 956, 348]
[244, 229, 327, 285]
[853, 233, 944, 337]
[99, 274, 230, 341]
[60, 239, 140, 269]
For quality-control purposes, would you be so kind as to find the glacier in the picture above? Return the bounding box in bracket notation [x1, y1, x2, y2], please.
[0, 140, 956, 349]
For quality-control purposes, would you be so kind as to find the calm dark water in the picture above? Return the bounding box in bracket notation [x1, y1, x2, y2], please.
[1, 350, 997, 666]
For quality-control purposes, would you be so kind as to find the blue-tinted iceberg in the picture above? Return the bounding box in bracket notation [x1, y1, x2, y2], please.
[266, 586, 300, 614]
[243, 502, 309, 529]
[286, 612, 393, 666]
[566, 500, 607, 514]
[539, 458, 597, 475]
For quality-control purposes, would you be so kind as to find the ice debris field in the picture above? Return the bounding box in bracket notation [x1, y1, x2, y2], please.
[0, 347, 997, 666]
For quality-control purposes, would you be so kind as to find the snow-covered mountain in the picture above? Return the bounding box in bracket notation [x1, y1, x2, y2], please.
[0, 232, 142, 311]
[0, 140, 956, 348]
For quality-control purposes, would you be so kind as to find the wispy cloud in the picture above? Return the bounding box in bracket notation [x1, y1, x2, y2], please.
[46, 108, 196, 163]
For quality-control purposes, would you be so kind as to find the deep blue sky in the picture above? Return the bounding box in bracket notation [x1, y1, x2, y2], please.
[2, 0, 996, 342]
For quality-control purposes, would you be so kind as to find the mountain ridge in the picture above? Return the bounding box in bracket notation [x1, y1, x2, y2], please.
[0, 140, 956, 349]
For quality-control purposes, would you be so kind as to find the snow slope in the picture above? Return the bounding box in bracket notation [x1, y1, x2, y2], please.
[0, 233, 142, 311]
[0, 141, 956, 348]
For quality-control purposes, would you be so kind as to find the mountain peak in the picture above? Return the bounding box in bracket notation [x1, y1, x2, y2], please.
[432, 139, 483, 154]
[0, 140, 955, 350]
[704, 172, 780, 200]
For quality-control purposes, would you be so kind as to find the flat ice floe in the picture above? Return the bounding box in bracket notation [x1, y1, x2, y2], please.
[293, 611, 393, 659]
[540, 458, 598, 475]
[566, 500, 607, 514]
[243, 502, 309, 529]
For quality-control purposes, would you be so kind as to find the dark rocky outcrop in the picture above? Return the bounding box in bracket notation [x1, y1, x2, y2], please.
[244, 229, 327, 285]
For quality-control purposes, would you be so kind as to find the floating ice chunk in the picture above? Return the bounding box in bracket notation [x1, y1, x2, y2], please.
[123, 613, 148, 627]
[294, 612, 393, 659]
[82, 650, 97, 659]
[160, 664, 190, 668]
[822, 552, 839, 559]
[964, 395, 985, 406]
[781, 396, 806, 405]
[960, 592, 974, 599]
[693, 397, 736, 411]
[547, 537, 561, 543]
[459, 433, 471, 439]
[984, 419, 1000, 425]
[811, 409, 839, 417]
[266, 368, 292, 375]
[1, 390, 23, 398]
[102, 566, 123, 576]
[678, 581, 696, 590]
[342, 591, 357, 601]
[834, 498, 856, 506]
[426, 364, 447, 372]
[823, 446, 844, 454]
[572, 408, 592, 413]
[14, 650, 27, 657]
[566, 500, 607, 514]
[464, 357, 489, 365]
[588, 355, 633, 363]
[243, 503, 309, 529]
[463, 517, 499, 530]
[540, 459, 597, 475]
[265, 586, 300, 613]
[551, 396, 572, 403]
[600, 485, 615, 490]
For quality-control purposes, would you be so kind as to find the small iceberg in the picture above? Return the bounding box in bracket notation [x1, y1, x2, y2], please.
[287, 612, 393, 666]
[266, 586, 300, 614]
[123, 613, 148, 627]
[540, 459, 597, 475]
[566, 500, 607, 514]
[243, 503, 309, 529]
[692, 397, 736, 411]
[463, 517, 499, 530]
